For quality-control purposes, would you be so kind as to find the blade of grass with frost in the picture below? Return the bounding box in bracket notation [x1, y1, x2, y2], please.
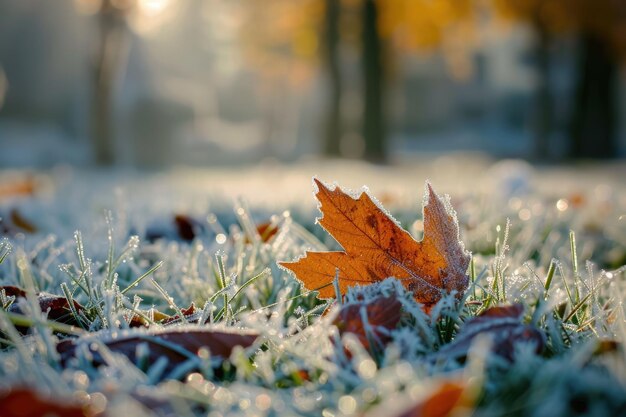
[199, 300, 214, 325]
[562, 272, 611, 324]
[544, 258, 557, 293]
[235, 199, 259, 244]
[557, 261, 575, 308]
[167, 358, 203, 381]
[1, 288, 15, 310]
[470, 255, 477, 300]
[60, 282, 87, 330]
[252, 282, 333, 312]
[2, 310, 85, 335]
[59, 264, 89, 299]
[73, 231, 95, 302]
[105, 212, 115, 289]
[75, 231, 87, 272]
[570, 230, 582, 305]
[230, 268, 270, 301]
[215, 253, 228, 311]
[121, 298, 156, 326]
[0, 238, 10, 264]
[108, 236, 140, 288]
[0, 309, 34, 363]
[208, 284, 232, 304]
[121, 260, 163, 295]
[150, 277, 187, 323]
[287, 221, 327, 252]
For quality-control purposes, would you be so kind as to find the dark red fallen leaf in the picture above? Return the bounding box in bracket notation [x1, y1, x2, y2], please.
[0, 386, 99, 417]
[334, 294, 402, 351]
[472, 304, 524, 321]
[174, 214, 199, 241]
[128, 315, 150, 328]
[435, 304, 544, 362]
[4, 287, 84, 333]
[145, 214, 203, 242]
[1, 285, 27, 299]
[57, 328, 259, 380]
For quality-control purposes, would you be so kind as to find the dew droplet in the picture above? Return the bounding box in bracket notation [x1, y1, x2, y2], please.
[518, 208, 531, 221]
[338, 396, 357, 415]
[216, 234, 227, 244]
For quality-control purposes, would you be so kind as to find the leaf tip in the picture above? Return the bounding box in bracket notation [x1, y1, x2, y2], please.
[312, 177, 325, 190]
[424, 180, 437, 200]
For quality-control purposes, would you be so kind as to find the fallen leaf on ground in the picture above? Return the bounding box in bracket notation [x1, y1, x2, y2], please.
[0, 208, 38, 236]
[256, 221, 280, 243]
[4, 287, 85, 333]
[334, 294, 402, 351]
[145, 214, 204, 242]
[365, 379, 474, 417]
[174, 214, 198, 241]
[129, 303, 200, 327]
[0, 285, 27, 300]
[396, 381, 468, 417]
[0, 386, 100, 417]
[0, 175, 37, 200]
[280, 179, 470, 312]
[435, 304, 544, 361]
[57, 328, 259, 380]
[10, 208, 37, 233]
[160, 303, 198, 325]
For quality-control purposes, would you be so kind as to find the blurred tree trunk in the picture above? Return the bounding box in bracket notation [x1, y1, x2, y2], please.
[92, 1, 127, 166]
[361, 0, 387, 163]
[569, 35, 618, 159]
[532, 21, 553, 160]
[323, 0, 342, 157]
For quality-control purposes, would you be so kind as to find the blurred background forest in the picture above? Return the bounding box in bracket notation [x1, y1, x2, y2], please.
[1, 0, 625, 168]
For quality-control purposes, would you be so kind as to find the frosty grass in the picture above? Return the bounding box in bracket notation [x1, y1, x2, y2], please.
[0, 163, 625, 417]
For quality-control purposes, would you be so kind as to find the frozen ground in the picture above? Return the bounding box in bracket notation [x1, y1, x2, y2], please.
[0, 156, 625, 417]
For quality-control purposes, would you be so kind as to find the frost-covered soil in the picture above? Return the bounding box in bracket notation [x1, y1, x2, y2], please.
[0, 157, 625, 417]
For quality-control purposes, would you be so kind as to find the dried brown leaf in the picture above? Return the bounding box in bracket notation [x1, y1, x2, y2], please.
[280, 179, 470, 312]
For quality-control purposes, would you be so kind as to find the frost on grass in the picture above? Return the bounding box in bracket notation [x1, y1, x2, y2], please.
[0, 177, 625, 417]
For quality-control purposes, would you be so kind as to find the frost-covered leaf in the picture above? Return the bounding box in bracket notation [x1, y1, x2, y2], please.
[436, 304, 544, 361]
[0, 174, 37, 200]
[249, 221, 279, 243]
[396, 381, 468, 417]
[365, 380, 472, 417]
[280, 179, 470, 312]
[333, 294, 402, 351]
[0, 386, 97, 417]
[160, 303, 198, 325]
[57, 328, 259, 380]
[174, 214, 198, 241]
[0, 208, 37, 236]
[0, 285, 26, 300]
[6, 287, 84, 333]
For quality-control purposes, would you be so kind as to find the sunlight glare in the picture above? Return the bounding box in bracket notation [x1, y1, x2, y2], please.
[138, 0, 170, 16]
[131, 0, 175, 36]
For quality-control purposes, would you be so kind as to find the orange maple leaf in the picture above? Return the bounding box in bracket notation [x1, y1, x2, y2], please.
[280, 179, 470, 312]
